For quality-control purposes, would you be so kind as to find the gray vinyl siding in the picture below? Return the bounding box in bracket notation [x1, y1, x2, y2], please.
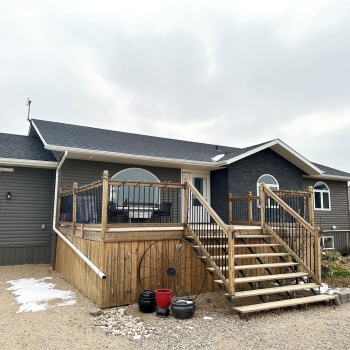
[60, 159, 182, 187]
[320, 231, 350, 251]
[0, 167, 55, 265]
[303, 178, 350, 231]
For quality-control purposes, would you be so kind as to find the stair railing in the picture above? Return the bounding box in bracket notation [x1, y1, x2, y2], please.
[185, 181, 235, 294]
[259, 183, 321, 284]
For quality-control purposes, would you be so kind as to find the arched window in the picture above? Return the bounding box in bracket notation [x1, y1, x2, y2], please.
[111, 168, 160, 207]
[314, 182, 330, 210]
[257, 174, 279, 208]
[257, 174, 279, 193]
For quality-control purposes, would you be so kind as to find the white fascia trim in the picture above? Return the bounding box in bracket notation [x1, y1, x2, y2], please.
[303, 174, 350, 182]
[31, 120, 49, 147]
[0, 158, 58, 169]
[44, 144, 221, 168]
[222, 140, 279, 165]
[223, 139, 323, 174]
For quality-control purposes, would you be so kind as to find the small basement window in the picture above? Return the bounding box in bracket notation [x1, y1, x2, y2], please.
[321, 236, 334, 250]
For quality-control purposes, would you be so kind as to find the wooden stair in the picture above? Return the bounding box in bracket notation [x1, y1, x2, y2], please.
[187, 225, 335, 317]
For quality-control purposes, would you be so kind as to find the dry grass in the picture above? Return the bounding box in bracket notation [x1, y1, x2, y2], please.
[322, 250, 350, 287]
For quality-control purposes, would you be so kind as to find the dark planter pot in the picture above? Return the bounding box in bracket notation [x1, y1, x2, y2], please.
[156, 306, 170, 318]
[138, 290, 156, 313]
[171, 298, 196, 319]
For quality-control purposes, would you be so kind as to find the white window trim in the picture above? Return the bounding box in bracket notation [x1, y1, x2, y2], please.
[314, 181, 331, 211]
[111, 168, 160, 206]
[321, 236, 334, 250]
[112, 167, 160, 182]
[257, 174, 279, 208]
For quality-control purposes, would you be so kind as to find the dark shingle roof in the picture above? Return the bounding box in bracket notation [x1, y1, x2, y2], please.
[312, 162, 350, 178]
[31, 119, 350, 178]
[0, 133, 57, 162]
[33, 119, 245, 162]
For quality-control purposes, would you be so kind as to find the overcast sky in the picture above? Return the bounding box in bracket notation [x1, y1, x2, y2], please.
[1, 1, 350, 172]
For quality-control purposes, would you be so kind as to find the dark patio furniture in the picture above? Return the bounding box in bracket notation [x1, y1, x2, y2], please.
[108, 201, 129, 223]
[152, 202, 172, 222]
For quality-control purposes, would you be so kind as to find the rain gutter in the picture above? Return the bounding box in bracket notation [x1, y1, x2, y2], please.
[52, 151, 106, 279]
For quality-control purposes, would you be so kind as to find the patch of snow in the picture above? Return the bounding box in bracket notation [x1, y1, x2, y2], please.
[320, 283, 329, 294]
[6, 277, 76, 313]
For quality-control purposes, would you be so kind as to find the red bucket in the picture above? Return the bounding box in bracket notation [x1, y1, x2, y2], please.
[155, 289, 172, 308]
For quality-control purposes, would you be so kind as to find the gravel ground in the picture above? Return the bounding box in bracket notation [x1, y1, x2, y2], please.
[1, 264, 350, 350]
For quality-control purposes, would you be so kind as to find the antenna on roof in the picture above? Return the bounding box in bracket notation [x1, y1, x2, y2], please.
[26, 97, 31, 121]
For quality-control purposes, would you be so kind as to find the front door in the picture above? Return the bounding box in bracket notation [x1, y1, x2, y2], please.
[182, 172, 210, 223]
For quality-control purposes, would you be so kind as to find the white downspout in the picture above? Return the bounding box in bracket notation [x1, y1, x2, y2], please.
[52, 151, 106, 279]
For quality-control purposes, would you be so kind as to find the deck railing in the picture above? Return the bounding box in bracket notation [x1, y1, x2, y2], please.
[260, 183, 321, 284]
[228, 192, 260, 225]
[58, 170, 185, 237]
[229, 187, 313, 226]
[229, 184, 320, 283]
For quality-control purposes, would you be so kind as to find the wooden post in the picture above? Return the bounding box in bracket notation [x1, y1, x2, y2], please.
[228, 225, 235, 297]
[314, 226, 321, 284]
[259, 183, 265, 230]
[57, 188, 62, 227]
[101, 170, 109, 241]
[228, 193, 233, 225]
[183, 182, 189, 225]
[308, 186, 315, 227]
[248, 191, 253, 225]
[72, 182, 78, 236]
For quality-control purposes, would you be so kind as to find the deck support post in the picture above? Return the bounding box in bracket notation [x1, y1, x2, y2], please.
[259, 183, 266, 230]
[228, 225, 235, 297]
[72, 182, 78, 236]
[228, 193, 233, 225]
[101, 170, 109, 241]
[183, 182, 189, 226]
[308, 186, 315, 227]
[248, 191, 253, 225]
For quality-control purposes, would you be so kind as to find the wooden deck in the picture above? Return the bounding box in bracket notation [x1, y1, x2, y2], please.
[55, 173, 328, 315]
[55, 225, 218, 308]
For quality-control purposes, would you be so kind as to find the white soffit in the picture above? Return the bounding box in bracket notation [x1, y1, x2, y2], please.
[65, 150, 223, 171]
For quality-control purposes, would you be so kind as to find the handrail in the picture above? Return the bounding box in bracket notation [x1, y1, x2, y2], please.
[109, 179, 185, 189]
[261, 184, 314, 233]
[185, 181, 230, 289]
[186, 180, 228, 234]
[264, 224, 317, 281]
[260, 183, 320, 283]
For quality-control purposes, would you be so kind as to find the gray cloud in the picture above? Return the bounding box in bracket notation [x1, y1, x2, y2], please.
[1, 1, 350, 172]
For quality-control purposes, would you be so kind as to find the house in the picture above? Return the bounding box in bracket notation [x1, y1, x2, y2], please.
[1, 118, 349, 314]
